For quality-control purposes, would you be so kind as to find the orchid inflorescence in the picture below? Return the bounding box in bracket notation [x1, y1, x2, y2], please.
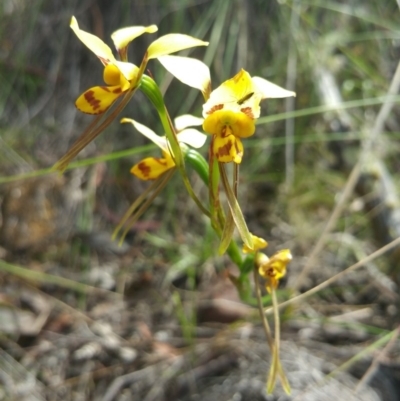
[55, 17, 296, 394]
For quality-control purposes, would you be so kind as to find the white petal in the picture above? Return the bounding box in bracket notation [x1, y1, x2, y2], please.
[177, 129, 207, 149]
[120, 118, 167, 151]
[174, 114, 204, 131]
[252, 77, 296, 99]
[158, 55, 211, 95]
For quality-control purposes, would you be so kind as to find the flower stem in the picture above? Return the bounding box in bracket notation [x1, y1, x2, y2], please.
[254, 264, 274, 347]
[253, 263, 291, 395]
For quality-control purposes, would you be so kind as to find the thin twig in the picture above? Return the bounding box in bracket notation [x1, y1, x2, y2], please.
[254, 265, 291, 393]
[266, 235, 400, 314]
[354, 325, 400, 393]
[253, 266, 274, 347]
[295, 59, 400, 289]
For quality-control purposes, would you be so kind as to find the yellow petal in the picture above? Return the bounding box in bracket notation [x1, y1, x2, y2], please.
[147, 34, 208, 60]
[70, 16, 115, 65]
[111, 25, 158, 50]
[104, 63, 136, 90]
[252, 76, 296, 99]
[203, 110, 255, 139]
[130, 154, 175, 180]
[75, 85, 123, 114]
[114, 61, 139, 83]
[121, 118, 168, 151]
[177, 129, 207, 149]
[258, 249, 292, 283]
[242, 235, 268, 254]
[203, 69, 260, 118]
[213, 132, 244, 164]
[174, 114, 204, 131]
[103, 64, 122, 86]
[158, 55, 211, 97]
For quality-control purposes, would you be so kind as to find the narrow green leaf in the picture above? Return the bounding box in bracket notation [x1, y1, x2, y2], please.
[219, 163, 253, 249]
[218, 210, 235, 255]
[266, 347, 279, 394]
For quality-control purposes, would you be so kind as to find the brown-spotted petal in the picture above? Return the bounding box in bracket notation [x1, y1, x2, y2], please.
[75, 85, 124, 114]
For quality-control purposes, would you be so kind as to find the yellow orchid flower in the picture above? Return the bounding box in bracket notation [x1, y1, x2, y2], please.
[70, 17, 208, 115]
[53, 19, 208, 172]
[121, 115, 207, 180]
[158, 56, 295, 163]
[70, 16, 157, 114]
[157, 56, 294, 249]
[257, 249, 292, 293]
[202, 69, 295, 164]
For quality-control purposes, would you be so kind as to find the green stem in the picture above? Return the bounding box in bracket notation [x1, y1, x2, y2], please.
[219, 162, 253, 249]
[254, 264, 274, 347]
[140, 75, 210, 218]
[254, 263, 291, 394]
[208, 141, 222, 229]
[185, 146, 244, 266]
